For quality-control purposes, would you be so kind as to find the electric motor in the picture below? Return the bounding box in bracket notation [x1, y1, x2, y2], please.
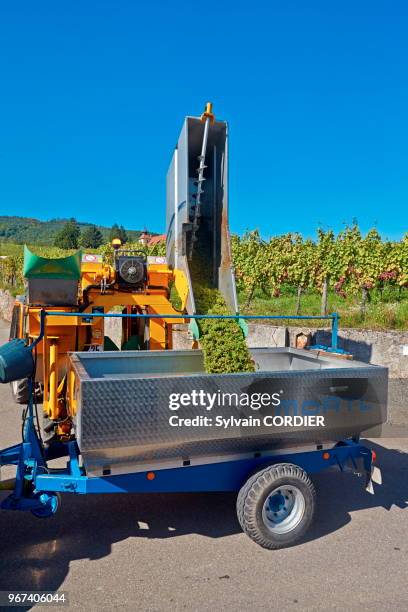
[115, 251, 147, 289]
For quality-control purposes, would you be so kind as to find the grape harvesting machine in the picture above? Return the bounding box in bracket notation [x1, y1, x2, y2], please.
[0, 104, 386, 549]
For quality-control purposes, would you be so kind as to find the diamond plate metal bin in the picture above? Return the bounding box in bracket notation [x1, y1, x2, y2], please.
[68, 348, 388, 475]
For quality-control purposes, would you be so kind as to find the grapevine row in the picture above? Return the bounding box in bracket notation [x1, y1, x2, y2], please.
[231, 225, 408, 314]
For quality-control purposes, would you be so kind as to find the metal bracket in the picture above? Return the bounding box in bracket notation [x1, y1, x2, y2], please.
[237, 317, 249, 339]
[188, 319, 200, 340]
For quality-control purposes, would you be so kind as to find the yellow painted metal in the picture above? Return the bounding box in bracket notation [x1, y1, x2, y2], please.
[148, 264, 172, 288]
[15, 302, 25, 338]
[147, 306, 166, 350]
[148, 263, 171, 272]
[13, 254, 193, 431]
[68, 368, 77, 416]
[83, 291, 185, 324]
[41, 315, 89, 327]
[173, 269, 189, 311]
[80, 261, 114, 292]
[28, 308, 86, 353]
[83, 291, 171, 308]
[42, 336, 49, 408]
[48, 338, 58, 420]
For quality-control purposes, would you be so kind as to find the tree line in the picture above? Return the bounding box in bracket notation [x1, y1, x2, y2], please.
[53, 219, 129, 249]
[0, 216, 141, 246]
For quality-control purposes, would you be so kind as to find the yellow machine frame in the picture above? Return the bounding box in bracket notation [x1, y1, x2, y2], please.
[13, 248, 189, 438]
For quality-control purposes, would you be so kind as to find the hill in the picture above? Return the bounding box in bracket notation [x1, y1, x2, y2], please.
[0, 216, 145, 246]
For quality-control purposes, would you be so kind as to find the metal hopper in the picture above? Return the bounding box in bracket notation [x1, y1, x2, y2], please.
[68, 347, 388, 476]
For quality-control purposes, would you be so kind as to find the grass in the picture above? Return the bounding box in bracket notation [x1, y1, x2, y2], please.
[1, 281, 406, 331]
[239, 286, 408, 331]
[0, 243, 25, 256]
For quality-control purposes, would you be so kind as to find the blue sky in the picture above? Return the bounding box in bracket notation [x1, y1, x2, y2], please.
[0, 1, 407, 239]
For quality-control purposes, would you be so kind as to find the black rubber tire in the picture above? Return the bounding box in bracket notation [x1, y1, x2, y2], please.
[10, 378, 30, 404]
[41, 415, 58, 446]
[237, 463, 316, 550]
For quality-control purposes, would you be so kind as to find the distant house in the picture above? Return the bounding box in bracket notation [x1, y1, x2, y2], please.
[147, 234, 166, 247]
[138, 232, 151, 246]
[138, 232, 166, 247]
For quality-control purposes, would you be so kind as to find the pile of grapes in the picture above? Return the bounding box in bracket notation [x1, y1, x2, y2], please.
[193, 285, 254, 374]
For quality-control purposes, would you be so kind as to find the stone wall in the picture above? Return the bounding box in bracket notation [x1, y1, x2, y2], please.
[0, 289, 16, 323]
[278, 325, 408, 378]
[172, 321, 408, 378]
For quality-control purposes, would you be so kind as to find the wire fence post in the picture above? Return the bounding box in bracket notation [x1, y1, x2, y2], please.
[331, 313, 339, 350]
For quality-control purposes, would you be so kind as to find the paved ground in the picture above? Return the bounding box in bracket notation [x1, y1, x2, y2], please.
[0, 319, 407, 611]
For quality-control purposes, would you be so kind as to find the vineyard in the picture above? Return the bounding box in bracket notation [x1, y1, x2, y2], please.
[0, 224, 407, 330]
[232, 225, 407, 329]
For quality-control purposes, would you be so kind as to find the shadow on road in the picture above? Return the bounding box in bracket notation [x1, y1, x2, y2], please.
[0, 441, 407, 599]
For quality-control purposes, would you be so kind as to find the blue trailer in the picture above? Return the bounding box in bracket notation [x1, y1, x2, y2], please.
[0, 418, 378, 549]
[0, 311, 385, 550]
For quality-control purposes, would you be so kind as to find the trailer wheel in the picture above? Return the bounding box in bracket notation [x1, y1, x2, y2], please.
[237, 463, 316, 549]
[10, 378, 30, 404]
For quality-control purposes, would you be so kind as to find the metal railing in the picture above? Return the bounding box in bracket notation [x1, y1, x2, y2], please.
[35, 310, 340, 350]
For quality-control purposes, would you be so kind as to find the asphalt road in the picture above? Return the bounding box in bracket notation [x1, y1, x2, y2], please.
[0, 319, 407, 612]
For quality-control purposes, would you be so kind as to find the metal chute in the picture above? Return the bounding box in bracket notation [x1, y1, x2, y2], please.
[166, 103, 238, 314]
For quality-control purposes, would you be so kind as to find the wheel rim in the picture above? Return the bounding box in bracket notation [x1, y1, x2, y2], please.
[262, 485, 305, 535]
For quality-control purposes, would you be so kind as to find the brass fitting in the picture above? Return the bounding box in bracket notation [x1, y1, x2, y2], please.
[200, 102, 215, 123]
